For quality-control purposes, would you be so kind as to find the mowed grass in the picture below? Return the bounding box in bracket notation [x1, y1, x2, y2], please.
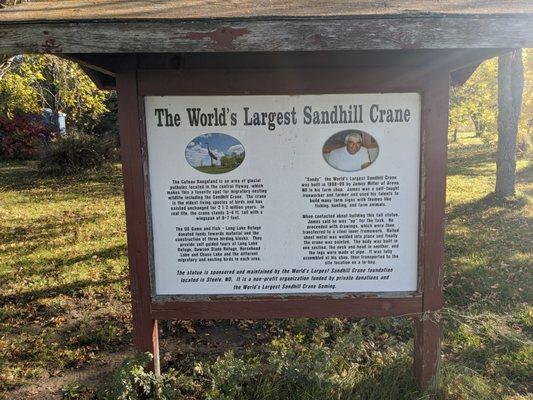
[0, 135, 531, 399]
[441, 134, 532, 398]
[194, 165, 240, 174]
[0, 163, 132, 390]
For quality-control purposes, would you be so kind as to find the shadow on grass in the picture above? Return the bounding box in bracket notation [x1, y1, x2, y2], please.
[0, 235, 126, 286]
[444, 192, 532, 312]
[343, 354, 420, 400]
[0, 214, 101, 246]
[0, 161, 123, 201]
[516, 162, 533, 196]
[0, 276, 126, 305]
[447, 340, 531, 393]
[59, 244, 126, 267]
[447, 142, 496, 177]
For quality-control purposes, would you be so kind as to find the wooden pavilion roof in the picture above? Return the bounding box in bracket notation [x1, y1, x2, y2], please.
[1, 0, 532, 54]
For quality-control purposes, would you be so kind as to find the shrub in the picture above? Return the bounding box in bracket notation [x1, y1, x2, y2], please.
[0, 115, 53, 160]
[96, 353, 195, 400]
[93, 91, 119, 139]
[38, 132, 116, 173]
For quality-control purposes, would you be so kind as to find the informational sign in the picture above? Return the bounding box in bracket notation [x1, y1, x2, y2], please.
[144, 94, 421, 296]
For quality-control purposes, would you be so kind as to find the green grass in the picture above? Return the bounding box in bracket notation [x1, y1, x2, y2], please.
[0, 136, 531, 399]
[0, 162, 131, 390]
[194, 165, 241, 174]
[441, 135, 532, 398]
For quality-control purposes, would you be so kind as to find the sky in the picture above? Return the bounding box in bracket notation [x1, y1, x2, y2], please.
[185, 133, 244, 167]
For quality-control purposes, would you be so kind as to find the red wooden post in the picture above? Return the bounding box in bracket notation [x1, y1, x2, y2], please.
[116, 62, 160, 374]
[414, 70, 449, 390]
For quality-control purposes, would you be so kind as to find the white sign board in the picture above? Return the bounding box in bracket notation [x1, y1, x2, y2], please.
[145, 94, 421, 295]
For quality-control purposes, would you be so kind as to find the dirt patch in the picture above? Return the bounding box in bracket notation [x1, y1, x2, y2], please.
[2, 320, 275, 399]
[2, 347, 134, 400]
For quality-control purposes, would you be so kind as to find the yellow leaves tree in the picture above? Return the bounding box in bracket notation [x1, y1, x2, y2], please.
[0, 55, 108, 131]
[450, 51, 531, 154]
[449, 58, 498, 139]
[518, 49, 533, 152]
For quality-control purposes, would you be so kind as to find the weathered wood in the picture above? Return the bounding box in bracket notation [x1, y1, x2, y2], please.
[1, 16, 531, 54]
[151, 296, 423, 320]
[2, 0, 533, 21]
[64, 49, 504, 91]
[420, 73, 449, 313]
[451, 62, 482, 87]
[135, 49, 507, 72]
[134, 66, 442, 330]
[414, 315, 442, 390]
[413, 70, 450, 391]
[116, 62, 160, 374]
[77, 66, 114, 90]
[496, 50, 524, 196]
[135, 64, 487, 98]
[110, 48, 452, 388]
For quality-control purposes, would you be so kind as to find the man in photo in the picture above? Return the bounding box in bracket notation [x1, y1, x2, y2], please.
[326, 132, 371, 171]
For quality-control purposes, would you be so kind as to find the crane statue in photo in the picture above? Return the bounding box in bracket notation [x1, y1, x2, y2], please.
[205, 142, 218, 168]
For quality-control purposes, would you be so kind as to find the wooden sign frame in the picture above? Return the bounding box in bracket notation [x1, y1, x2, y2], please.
[116, 64, 448, 389]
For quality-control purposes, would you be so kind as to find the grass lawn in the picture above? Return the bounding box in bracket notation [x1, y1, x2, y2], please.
[0, 136, 531, 399]
[194, 165, 241, 174]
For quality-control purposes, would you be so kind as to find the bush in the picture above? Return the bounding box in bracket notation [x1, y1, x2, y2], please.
[93, 91, 119, 139]
[0, 115, 53, 160]
[38, 132, 116, 173]
[97, 353, 196, 400]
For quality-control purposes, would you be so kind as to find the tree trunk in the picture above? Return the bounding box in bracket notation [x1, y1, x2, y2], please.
[473, 120, 486, 137]
[453, 127, 458, 142]
[471, 115, 483, 137]
[0, 55, 15, 80]
[496, 49, 524, 196]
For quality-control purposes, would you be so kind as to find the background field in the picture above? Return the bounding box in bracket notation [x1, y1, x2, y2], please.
[194, 165, 239, 174]
[0, 134, 531, 399]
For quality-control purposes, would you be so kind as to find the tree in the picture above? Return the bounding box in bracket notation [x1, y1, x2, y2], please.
[449, 59, 498, 138]
[449, 86, 470, 142]
[0, 58, 41, 115]
[518, 49, 533, 152]
[0, 55, 109, 131]
[495, 50, 524, 196]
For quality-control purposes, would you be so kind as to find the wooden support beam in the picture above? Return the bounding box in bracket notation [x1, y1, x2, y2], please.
[414, 315, 442, 390]
[79, 66, 115, 90]
[413, 67, 449, 392]
[116, 59, 160, 374]
[1, 15, 532, 54]
[451, 62, 482, 87]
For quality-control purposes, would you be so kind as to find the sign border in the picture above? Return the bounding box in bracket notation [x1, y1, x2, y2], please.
[116, 62, 447, 383]
[129, 66, 447, 320]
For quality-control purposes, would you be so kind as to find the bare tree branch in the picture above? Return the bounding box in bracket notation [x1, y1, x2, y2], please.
[0, 55, 15, 80]
[0, 0, 29, 8]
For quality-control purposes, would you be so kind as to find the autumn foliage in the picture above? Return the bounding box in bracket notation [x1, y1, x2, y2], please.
[0, 115, 54, 160]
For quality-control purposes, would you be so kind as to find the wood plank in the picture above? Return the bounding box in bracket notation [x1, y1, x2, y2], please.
[116, 61, 160, 373]
[419, 74, 449, 314]
[65, 50, 501, 91]
[1, 0, 532, 21]
[1, 16, 532, 54]
[413, 68, 450, 391]
[150, 296, 423, 320]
